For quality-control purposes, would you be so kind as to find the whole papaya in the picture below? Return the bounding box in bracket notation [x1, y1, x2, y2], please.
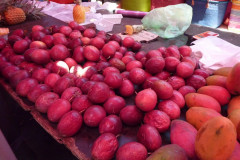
[185, 93, 221, 113]
[195, 116, 237, 160]
[226, 62, 240, 95]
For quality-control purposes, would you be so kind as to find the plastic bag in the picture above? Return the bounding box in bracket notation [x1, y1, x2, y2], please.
[141, 4, 193, 39]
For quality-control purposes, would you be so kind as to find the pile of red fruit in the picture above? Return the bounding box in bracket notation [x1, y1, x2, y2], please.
[0, 21, 210, 160]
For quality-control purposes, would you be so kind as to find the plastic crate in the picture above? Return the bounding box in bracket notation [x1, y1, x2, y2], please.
[151, 0, 185, 9]
[186, 0, 229, 28]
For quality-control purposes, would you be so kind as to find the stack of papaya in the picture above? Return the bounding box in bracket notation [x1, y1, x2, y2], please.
[149, 64, 240, 160]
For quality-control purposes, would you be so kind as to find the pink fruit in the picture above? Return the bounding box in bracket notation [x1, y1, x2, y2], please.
[0, 38, 7, 50]
[31, 49, 50, 64]
[167, 76, 185, 90]
[165, 57, 180, 72]
[102, 66, 120, 77]
[57, 110, 83, 137]
[50, 44, 70, 61]
[29, 41, 47, 49]
[91, 133, 118, 160]
[158, 100, 181, 120]
[108, 41, 120, 51]
[16, 78, 38, 97]
[181, 56, 197, 69]
[83, 45, 100, 62]
[24, 48, 36, 62]
[83, 28, 96, 38]
[13, 39, 29, 54]
[90, 37, 105, 50]
[129, 68, 146, 85]
[119, 79, 135, 97]
[121, 55, 135, 65]
[88, 82, 110, 103]
[99, 115, 122, 135]
[75, 77, 88, 88]
[1, 65, 20, 79]
[135, 89, 157, 112]
[179, 45, 192, 57]
[84, 105, 106, 127]
[193, 69, 209, 79]
[47, 99, 71, 123]
[122, 37, 135, 48]
[61, 87, 82, 103]
[72, 95, 93, 113]
[72, 46, 84, 63]
[158, 47, 166, 56]
[116, 142, 147, 160]
[144, 110, 171, 133]
[142, 76, 160, 89]
[137, 124, 162, 152]
[152, 80, 173, 100]
[53, 77, 75, 95]
[120, 105, 143, 126]
[81, 36, 91, 45]
[27, 84, 51, 102]
[35, 92, 59, 113]
[90, 74, 104, 82]
[59, 25, 72, 36]
[41, 35, 54, 48]
[44, 73, 61, 89]
[145, 57, 165, 74]
[31, 31, 45, 41]
[32, 68, 50, 83]
[103, 96, 126, 114]
[81, 81, 96, 94]
[169, 90, 185, 108]
[8, 35, 22, 46]
[51, 61, 69, 76]
[178, 85, 196, 97]
[119, 46, 127, 54]
[156, 71, 171, 80]
[109, 34, 122, 44]
[10, 70, 30, 88]
[67, 38, 82, 49]
[186, 74, 206, 90]
[176, 62, 194, 78]
[146, 50, 162, 59]
[165, 46, 180, 59]
[132, 41, 142, 52]
[32, 25, 44, 32]
[109, 58, 126, 72]
[11, 29, 25, 38]
[104, 72, 123, 89]
[126, 60, 142, 71]
[69, 30, 82, 39]
[135, 51, 147, 61]
[68, 21, 79, 29]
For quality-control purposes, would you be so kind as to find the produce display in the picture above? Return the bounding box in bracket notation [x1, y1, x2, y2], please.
[0, 21, 240, 160]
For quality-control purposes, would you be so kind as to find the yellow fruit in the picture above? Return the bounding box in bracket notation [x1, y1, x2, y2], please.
[4, 7, 26, 25]
[73, 1, 85, 24]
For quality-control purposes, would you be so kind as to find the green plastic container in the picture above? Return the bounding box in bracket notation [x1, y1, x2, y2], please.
[120, 0, 151, 12]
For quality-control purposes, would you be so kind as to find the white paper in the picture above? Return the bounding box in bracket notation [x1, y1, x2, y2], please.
[191, 36, 240, 74]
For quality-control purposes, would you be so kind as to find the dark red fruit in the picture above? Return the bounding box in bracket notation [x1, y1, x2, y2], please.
[129, 68, 146, 85]
[120, 105, 143, 126]
[145, 57, 165, 74]
[186, 74, 206, 90]
[167, 76, 185, 90]
[35, 92, 59, 113]
[135, 89, 157, 112]
[83, 105, 106, 127]
[99, 115, 122, 135]
[158, 100, 181, 120]
[103, 96, 126, 115]
[16, 78, 38, 97]
[27, 84, 51, 102]
[72, 95, 92, 113]
[116, 142, 147, 160]
[91, 133, 118, 160]
[152, 80, 173, 100]
[144, 110, 171, 133]
[104, 72, 123, 89]
[47, 99, 71, 123]
[57, 110, 83, 137]
[61, 87, 82, 103]
[88, 82, 110, 103]
[137, 124, 162, 152]
[119, 79, 135, 97]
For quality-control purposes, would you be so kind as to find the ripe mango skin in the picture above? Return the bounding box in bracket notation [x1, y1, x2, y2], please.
[197, 85, 231, 106]
[146, 144, 188, 160]
[206, 75, 227, 88]
[213, 67, 232, 77]
[185, 93, 221, 113]
[170, 120, 197, 159]
[195, 117, 237, 160]
[228, 96, 240, 114]
[226, 63, 240, 95]
[186, 107, 222, 130]
[228, 109, 240, 128]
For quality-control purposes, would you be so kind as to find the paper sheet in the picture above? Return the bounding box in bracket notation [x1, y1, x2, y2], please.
[191, 36, 240, 74]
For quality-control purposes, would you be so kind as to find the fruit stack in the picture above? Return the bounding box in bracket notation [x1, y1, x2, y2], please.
[0, 21, 239, 160]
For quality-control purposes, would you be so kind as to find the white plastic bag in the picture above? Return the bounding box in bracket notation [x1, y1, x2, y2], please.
[141, 4, 193, 38]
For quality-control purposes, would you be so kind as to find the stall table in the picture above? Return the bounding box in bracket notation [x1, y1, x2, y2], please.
[0, 14, 239, 160]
